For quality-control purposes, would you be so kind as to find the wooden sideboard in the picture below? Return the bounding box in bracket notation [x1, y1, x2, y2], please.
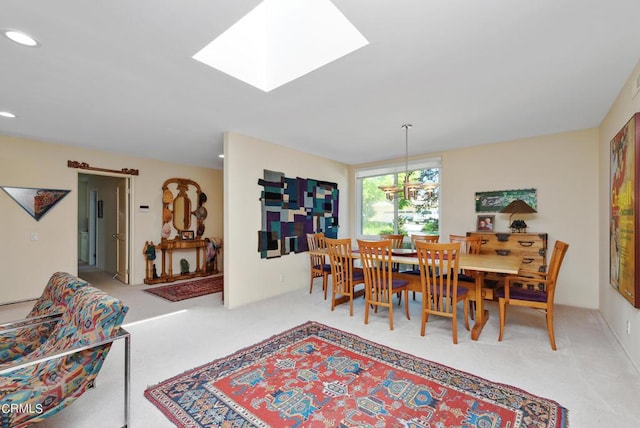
[467, 231, 548, 294]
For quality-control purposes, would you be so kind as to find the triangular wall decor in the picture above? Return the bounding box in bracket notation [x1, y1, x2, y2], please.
[1, 186, 71, 221]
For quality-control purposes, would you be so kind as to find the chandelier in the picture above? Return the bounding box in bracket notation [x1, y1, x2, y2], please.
[378, 124, 438, 202]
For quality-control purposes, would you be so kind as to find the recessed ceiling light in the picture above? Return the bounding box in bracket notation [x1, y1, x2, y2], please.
[3, 29, 40, 47]
[218, 154, 224, 158]
[0, 111, 17, 118]
[193, 0, 368, 92]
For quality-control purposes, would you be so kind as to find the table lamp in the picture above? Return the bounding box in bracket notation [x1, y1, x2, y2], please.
[500, 199, 537, 232]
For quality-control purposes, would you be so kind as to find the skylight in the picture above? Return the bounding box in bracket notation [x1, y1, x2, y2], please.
[193, 0, 368, 92]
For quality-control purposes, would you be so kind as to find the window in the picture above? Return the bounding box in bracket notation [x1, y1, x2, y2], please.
[356, 158, 440, 240]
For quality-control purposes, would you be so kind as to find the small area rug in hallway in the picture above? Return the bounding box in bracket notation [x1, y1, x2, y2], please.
[143, 275, 223, 302]
[145, 321, 568, 427]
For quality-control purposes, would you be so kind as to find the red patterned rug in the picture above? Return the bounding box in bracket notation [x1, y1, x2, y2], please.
[144, 275, 223, 302]
[145, 321, 568, 427]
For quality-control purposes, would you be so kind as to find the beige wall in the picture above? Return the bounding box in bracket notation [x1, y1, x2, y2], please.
[223, 126, 600, 310]
[223, 132, 350, 308]
[351, 129, 599, 309]
[442, 129, 599, 308]
[0, 135, 222, 303]
[599, 59, 640, 367]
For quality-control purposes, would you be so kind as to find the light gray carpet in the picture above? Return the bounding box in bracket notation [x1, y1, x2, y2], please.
[1, 269, 639, 427]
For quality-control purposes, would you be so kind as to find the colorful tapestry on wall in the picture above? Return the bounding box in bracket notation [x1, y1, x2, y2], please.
[258, 170, 338, 259]
[610, 113, 640, 307]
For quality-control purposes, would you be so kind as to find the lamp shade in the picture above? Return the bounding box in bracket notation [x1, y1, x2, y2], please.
[499, 199, 537, 214]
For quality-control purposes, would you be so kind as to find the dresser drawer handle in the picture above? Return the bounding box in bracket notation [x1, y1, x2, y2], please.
[496, 233, 510, 242]
[522, 257, 534, 264]
[481, 239, 488, 245]
[518, 240, 535, 247]
[495, 249, 511, 256]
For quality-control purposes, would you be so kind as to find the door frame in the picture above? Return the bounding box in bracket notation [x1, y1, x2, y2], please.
[115, 178, 129, 283]
[89, 189, 97, 265]
[77, 172, 133, 284]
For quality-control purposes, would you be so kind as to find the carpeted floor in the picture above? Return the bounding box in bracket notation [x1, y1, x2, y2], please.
[143, 275, 223, 302]
[145, 321, 568, 427]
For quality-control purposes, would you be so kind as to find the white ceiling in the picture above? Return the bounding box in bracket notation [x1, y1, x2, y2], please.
[2, 0, 640, 170]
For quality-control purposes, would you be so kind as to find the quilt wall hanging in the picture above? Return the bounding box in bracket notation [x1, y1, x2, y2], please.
[258, 170, 339, 259]
[1, 186, 71, 221]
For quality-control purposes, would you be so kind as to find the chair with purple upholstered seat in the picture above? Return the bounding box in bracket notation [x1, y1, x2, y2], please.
[325, 238, 365, 317]
[449, 234, 484, 319]
[403, 234, 440, 301]
[306, 232, 331, 299]
[416, 241, 470, 344]
[358, 239, 410, 330]
[497, 240, 569, 350]
[379, 234, 404, 271]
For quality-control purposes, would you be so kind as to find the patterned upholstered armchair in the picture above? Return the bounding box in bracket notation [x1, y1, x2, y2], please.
[0, 277, 130, 428]
[0, 272, 88, 364]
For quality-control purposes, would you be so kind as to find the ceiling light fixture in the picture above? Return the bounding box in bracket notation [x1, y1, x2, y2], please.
[379, 124, 438, 202]
[3, 29, 40, 47]
[0, 111, 17, 118]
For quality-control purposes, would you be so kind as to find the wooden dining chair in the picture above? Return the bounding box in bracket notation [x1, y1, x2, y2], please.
[405, 234, 440, 300]
[380, 234, 406, 304]
[380, 233, 404, 249]
[449, 234, 483, 319]
[407, 234, 440, 273]
[325, 237, 365, 316]
[357, 239, 410, 330]
[416, 241, 469, 344]
[410, 233, 439, 250]
[497, 240, 569, 350]
[380, 233, 405, 270]
[306, 232, 331, 299]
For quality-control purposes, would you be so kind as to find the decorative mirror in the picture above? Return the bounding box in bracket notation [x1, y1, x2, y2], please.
[161, 178, 206, 240]
[173, 193, 191, 231]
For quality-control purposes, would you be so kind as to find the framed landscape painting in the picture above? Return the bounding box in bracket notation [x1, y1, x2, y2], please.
[610, 113, 640, 308]
[475, 188, 537, 213]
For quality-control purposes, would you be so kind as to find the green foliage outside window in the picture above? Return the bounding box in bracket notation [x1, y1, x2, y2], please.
[360, 168, 439, 236]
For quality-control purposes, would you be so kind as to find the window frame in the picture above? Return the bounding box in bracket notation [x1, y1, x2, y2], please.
[355, 157, 441, 240]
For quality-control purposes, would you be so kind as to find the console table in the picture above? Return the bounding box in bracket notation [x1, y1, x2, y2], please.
[144, 238, 209, 284]
[144, 176, 214, 284]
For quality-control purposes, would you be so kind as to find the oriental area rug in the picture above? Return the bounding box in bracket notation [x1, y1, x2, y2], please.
[144, 321, 568, 427]
[144, 275, 223, 302]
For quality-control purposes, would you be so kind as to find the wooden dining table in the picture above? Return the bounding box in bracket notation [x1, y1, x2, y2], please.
[310, 247, 521, 341]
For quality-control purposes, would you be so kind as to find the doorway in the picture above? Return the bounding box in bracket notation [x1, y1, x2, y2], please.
[78, 173, 130, 284]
